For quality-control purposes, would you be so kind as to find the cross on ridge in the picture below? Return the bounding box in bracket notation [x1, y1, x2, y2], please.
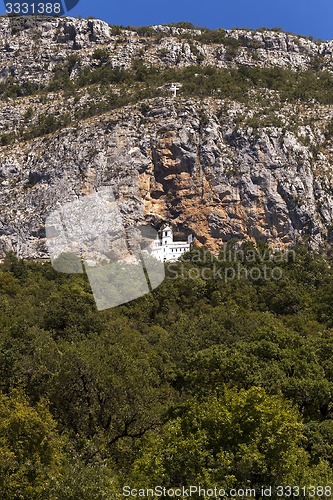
[169, 83, 181, 98]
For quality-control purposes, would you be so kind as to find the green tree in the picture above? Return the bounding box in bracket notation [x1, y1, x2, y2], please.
[0, 390, 64, 499]
[131, 387, 332, 490]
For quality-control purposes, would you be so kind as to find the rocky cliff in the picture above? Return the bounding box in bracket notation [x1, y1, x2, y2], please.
[0, 16, 333, 258]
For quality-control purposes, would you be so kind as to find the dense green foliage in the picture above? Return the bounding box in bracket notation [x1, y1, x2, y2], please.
[0, 244, 333, 497]
[8, 59, 333, 106]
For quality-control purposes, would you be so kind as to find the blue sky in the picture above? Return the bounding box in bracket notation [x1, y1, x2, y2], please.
[1, 0, 333, 40]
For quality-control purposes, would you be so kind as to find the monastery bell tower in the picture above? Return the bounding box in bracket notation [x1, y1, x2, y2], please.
[162, 225, 173, 246]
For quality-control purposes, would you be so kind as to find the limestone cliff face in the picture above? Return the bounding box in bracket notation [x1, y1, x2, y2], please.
[0, 16, 331, 79]
[0, 17, 333, 258]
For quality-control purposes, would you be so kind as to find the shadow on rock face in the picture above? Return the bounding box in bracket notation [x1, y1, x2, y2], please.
[7, 16, 48, 35]
[3, 0, 80, 33]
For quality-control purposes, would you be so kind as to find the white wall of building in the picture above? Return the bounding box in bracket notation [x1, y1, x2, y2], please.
[151, 226, 191, 262]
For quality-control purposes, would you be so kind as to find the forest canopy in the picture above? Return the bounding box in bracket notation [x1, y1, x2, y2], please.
[0, 243, 333, 498]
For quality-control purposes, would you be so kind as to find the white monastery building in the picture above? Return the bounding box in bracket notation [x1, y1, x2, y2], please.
[150, 226, 192, 262]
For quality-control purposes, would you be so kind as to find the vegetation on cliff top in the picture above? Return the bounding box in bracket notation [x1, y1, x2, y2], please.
[2, 59, 333, 145]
